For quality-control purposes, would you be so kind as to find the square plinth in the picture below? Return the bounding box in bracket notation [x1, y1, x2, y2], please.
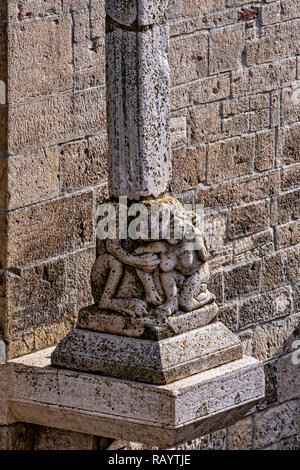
[6, 348, 264, 448]
[51, 321, 243, 384]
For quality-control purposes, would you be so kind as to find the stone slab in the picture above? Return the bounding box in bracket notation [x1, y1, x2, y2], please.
[51, 322, 243, 384]
[77, 302, 219, 340]
[6, 348, 265, 447]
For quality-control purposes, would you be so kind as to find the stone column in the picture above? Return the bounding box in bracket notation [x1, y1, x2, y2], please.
[106, 0, 171, 200]
[50, 0, 264, 447]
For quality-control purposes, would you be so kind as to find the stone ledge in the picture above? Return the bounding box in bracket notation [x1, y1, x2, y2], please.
[3, 348, 264, 447]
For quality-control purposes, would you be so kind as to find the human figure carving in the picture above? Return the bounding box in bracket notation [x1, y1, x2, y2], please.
[135, 219, 215, 318]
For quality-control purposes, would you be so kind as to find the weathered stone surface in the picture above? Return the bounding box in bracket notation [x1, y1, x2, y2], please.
[239, 287, 292, 330]
[197, 181, 239, 209]
[170, 146, 206, 193]
[247, 20, 300, 66]
[257, 361, 278, 410]
[255, 130, 275, 171]
[106, 25, 171, 200]
[106, 0, 169, 26]
[228, 201, 269, 239]
[276, 220, 300, 248]
[8, 16, 72, 103]
[254, 313, 300, 361]
[169, 32, 208, 86]
[276, 189, 300, 224]
[77, 302, 219, 339]
[0, 423, 33, 450]
[224, 261, 261, 302]
[281, 164, 300, 190]
[34, 426, 97, 450]
[8, 87, 106, 155]
[52, 321, 243, 384]
[262, 252, 284, 291]
[5, 191, 93, 268]
[207, 135, 255, 183]
[209, 24, 245, 74]
[239, 171, 279, 204]
[190, 102, 221, 144]
[279, 354, 300, 402]
[232, 58, 297, 97]
[5, 148, 59, 210]
[279, 124, 300, 166]
[234, 229, 273, 264]
[228, 417, 253, 450]
[8, 348, 264, 447]
[254, 401, 299, 449]
[60, 135, 108, 193]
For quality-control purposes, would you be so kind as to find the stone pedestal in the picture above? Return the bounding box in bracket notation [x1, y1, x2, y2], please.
[6, 348, 264, 448]
[52, 318, 243, 385]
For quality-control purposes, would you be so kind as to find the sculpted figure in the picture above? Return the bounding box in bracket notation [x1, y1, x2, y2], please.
[91, 196, 215, 320]
[91, 238, 161, 317]
[135, 220, 215, 318]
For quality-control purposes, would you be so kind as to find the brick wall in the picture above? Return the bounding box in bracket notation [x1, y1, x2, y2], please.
[0, 0, 299, 450]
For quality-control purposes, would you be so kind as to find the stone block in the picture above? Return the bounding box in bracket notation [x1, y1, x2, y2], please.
[282, 245, 300, 282]
[207, 135, 255, 183]
[276, 189, 300, 224]
[209, 24, 245, 74]
[239, 171, 279, 204]
[169, 32, 208, 86]
[255, 129, 275, 171]
[279, 354, 300, 402]
[5, 148, 59, 210]
[254, 313, 300, 361]
[90, 0, 105, 38]
[197, 181, 239, 209]
[279, 125, 300, 165]
[232, 58, 297, 97]
[52, 321, 242, 384]
[276, 220, 300, 248]
[0, 424, 33, 450]
[189, 102, 221, 144]
[254, 401, 299, 449]
[224, 260, 260, 302]
[8, 348, 264, 447]
[234, 229, 274, 264]
[8, 16, 73, 103]
[262, 252, 284, 291]
[257, 360, 278, 410]
[281, 164, 300, 190]
[249, 93, 270, 131]
[247, 20, 300, 66]
[239, 287, 292, 330]
[8, 87, 106, 155]
[60, 135, 108, 193]
[228, 417, 253, 450]
[34, 426, 97, 450]
[170, 146, 206, 193]
[73, 9, 90, 42]
[218, 304, 238, 332]
[5, 191, 93, 268]
[228, 201, 269, 239]
[282, 87, 300, 126]
[13, 0, 62, 19]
